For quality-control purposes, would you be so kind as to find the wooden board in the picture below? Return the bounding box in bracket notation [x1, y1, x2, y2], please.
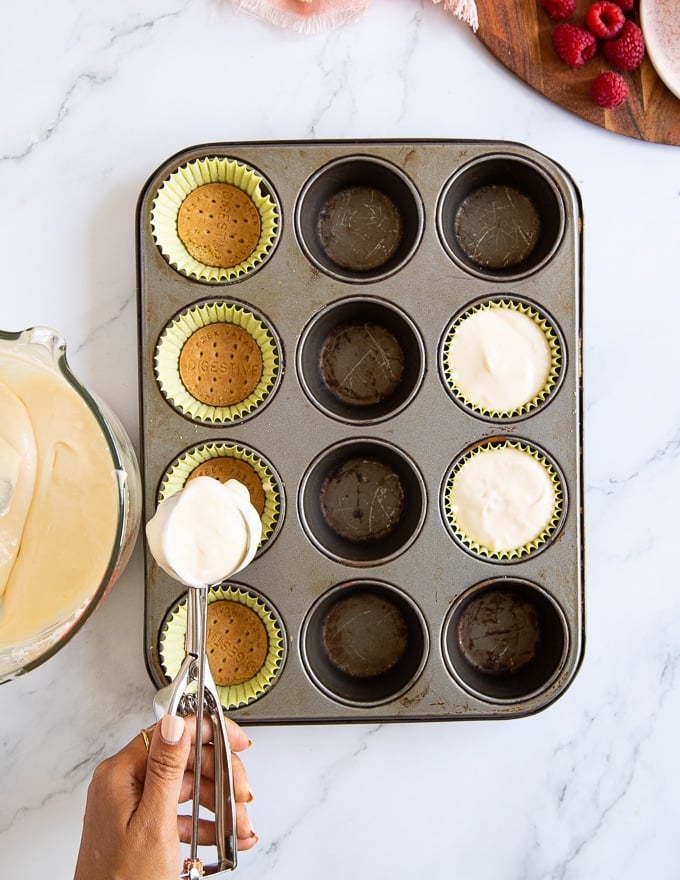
[475, 0, 680, 147]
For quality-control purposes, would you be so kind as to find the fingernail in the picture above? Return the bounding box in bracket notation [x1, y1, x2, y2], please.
[246, 790, 254, 803]
[160, 714, 185, 744]
[246, 737, 253, 748]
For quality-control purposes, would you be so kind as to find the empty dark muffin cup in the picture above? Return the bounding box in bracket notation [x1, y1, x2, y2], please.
[297, 296, 425, 424]
[437, 154, 565, 280]
[442, 578, 568, 704]
[301, 580, 428, 707]
[295, 156, 424, 282]
[299, 439, 426, 565]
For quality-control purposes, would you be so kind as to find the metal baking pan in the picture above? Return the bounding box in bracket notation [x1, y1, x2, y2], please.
[136, 139, 584, 724]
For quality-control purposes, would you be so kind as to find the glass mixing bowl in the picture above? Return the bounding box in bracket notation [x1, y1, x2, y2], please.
[0, 327, 141, 683]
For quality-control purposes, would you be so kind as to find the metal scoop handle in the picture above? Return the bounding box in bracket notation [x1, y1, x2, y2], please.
[203, 667, 237, 872]
[154, 587, 237, 876]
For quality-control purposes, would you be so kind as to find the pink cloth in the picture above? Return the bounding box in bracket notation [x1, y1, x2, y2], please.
[232, 0, 478, 33]
[232, 0, 370, 33]
[434, 0, 478, 31]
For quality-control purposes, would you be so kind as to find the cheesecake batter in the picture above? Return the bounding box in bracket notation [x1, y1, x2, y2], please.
[450, 446, 555, 553]
[446, 306, 551, 412]
[0, 343, 119, 648]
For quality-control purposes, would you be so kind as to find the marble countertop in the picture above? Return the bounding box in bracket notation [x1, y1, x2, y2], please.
[2, 1, 679, 878]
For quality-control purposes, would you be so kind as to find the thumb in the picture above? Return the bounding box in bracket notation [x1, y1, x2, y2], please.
[139, 715, 190, 825]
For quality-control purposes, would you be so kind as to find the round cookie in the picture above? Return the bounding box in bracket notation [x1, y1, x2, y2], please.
[207, 600, 268, 686]
[321, 591, 408, 678]
[319, 321, 405, 406]
[177, 182, 262, 269]
[320, 458, 405, 543]
[178, 323, 263, 407]
[187, 457, 266, 515]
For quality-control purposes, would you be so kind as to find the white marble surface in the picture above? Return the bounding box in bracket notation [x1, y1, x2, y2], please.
[2, 1, 680, 877]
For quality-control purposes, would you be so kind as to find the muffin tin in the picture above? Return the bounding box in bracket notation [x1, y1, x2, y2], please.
[137, 140, 584, 723]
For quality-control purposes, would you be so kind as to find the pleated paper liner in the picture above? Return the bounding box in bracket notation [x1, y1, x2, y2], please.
[442, 439, 566, 561]
[160, 586, 285, 710]
[150, 156, 279, 282]
[440, 298, 563, 420]
[154, 301, 281, 424]
[157, 442, 283, 552]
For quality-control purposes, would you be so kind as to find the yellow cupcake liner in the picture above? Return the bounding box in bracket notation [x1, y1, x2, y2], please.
[441, 299, 563, 419]
[155, 301, 281, 424]
[443, 439, 565, 561]
[151, 156, 279, 282]
[157, 442, 283, 551]
[159, 586, 285, 710]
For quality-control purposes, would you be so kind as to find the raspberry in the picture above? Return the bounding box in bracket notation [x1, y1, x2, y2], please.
[590, 71, 628, 108]
[540, 0, 577, 20]
[553, 24, 598, 66]
[585, 2, 625, 39]
[612, 0, 634, 10]
[602, 20, 645, 70]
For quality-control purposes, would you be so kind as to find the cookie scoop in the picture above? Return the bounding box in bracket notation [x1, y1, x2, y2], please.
[145, 475, 262, 876]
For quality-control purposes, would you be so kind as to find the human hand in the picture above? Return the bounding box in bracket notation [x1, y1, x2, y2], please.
[74, 714, 257, 880]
